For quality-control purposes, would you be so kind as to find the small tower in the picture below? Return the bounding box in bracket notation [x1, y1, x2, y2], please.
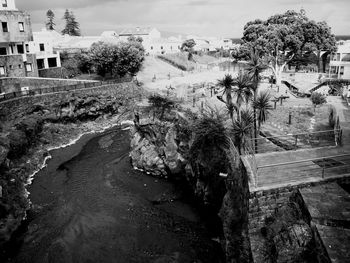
[0, 0, 17, 11]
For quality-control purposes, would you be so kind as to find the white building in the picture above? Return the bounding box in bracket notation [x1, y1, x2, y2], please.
[30, 29, 61, 70]
[118, 27, 161, 42]
[329, 41, 350, 79]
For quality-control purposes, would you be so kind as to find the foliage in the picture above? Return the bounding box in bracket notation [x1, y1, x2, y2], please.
[241, 9, 337, 84]
[157, 53, 195, 71]
[189, 115, 229, 164]
[253, 91, 273, 129]
[61, 9, 81, 36]
[181, 39, 196, 60]
[89, 41, 145, 77]
[127, 35, 143, 43]
[232, 71, 254, 109]
[328, 105, 337, 129]
[231, 110, 254, 154]
[217, 74, 237, 119]
[148, 95, 175, 120]
[310, 92, 327, 107]
[46, 9, 55, 30]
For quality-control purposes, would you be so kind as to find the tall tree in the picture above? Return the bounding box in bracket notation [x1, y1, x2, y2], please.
[217, 74, 237, 120]
[46, 9, 55, 30]
[242, 10, 336, 86]
[231, 71, 254, 120]
[62, 9, 81, 36]
[246, 50, 267, 152]
[181, 39, 196, 60]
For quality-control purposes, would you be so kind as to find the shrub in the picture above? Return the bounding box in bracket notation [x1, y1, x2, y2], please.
[310, 92, 327, 109]
[328, 106, 337, 128]
[157, 53, 195, 71]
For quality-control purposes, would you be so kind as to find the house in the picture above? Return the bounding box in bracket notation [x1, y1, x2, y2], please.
[30, 29, 62, 72]
[118, 27, 161, 42]
[329, 41, 350, 79]
[0, 0, 38, 77]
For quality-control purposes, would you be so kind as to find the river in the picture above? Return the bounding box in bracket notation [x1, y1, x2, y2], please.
[2, 128, 224, 263]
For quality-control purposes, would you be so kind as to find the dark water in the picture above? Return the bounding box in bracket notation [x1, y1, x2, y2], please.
[217, 61, 248, 72]
[3, 128, 224, 263]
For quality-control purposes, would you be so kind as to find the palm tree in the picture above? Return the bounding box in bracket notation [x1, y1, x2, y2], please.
[253, 91, 273, 131]
[217, 74, 236, 120]
[231, 71, 254, 120]
[231, 109, 254, 154]
[246, 50, 267, 152]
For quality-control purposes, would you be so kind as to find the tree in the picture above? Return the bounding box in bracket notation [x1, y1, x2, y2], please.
[181, 39, 196, 60]
[231, 109, 254, 154]
[253, 91, 273, 130]
[46, 9, 55, 30]
[246, 50, 267, 152]
[89, 41, 145, 78]
[217, 74, 236, 120]
[231, 71, 254, 119]
[62, 9, 81, 36]
[242, 10, 336, 86]
[310, 92, 327, 111]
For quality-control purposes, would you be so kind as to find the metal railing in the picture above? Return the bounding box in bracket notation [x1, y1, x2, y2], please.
[246, 129, 342, 154]
[254, 153, 350, 188]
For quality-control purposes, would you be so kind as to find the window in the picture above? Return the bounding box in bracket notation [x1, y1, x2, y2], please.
[37, 59, 44, 69]
[0, 47, 7, 55]
[161, 46, 163, 50]
[25, 63, 32, 72]
[48, 57, 57, 68]
[17, 44, 24, 54]
[340, 66, 344, 75]
[25, 44, 29, 53]
[336, 54, 340, 61]
[18, 64, 22, 69]
[9, 65, 13, 70]
[2, 22, 8, 33]
[2, 0, 7, 8]
[39, 43, 45, 51]
[10, 45, 14, 54]
[18, 22, 24, 32]
[0, 66, 5, 76]
[150, 46, 153, 50]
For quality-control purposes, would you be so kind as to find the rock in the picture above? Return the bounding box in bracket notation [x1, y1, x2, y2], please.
[164, 126, 186, 174]
[0, 144, 9, 166]
[0, 186, 2, 198]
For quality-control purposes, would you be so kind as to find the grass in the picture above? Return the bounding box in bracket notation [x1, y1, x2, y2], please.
[157, 52, 218, 71]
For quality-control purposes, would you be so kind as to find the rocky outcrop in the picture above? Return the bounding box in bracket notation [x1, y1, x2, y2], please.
[130, 121, 187, 177]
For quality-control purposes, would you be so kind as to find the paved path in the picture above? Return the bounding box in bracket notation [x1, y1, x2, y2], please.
[300, 183, 350, 263]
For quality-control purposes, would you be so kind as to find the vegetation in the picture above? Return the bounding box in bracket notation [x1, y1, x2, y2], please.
[253, 91, 273, 130]
[241, 9, 337, 86]
[45, 9, 55, 30]
[157, 53, 195, 71]
[181, 39, 196, 60]
[310, 92, 327, 109]
[148, 95, 175, 120]
[61, 9, 81, 36]
[89, 40, 145, 78]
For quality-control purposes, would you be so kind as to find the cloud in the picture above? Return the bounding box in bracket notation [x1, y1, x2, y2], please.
[15, 0, 350, 37]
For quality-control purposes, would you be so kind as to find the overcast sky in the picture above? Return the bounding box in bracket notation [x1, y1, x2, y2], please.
[16, 0, 350, 38]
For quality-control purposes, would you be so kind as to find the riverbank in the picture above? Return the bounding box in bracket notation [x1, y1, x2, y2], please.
[2, 126, 224, 263]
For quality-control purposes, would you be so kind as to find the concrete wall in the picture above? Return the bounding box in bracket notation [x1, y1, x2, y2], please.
[0, 77, 97, 93]
[38, 67, 66, 79]
[0, 10, 33, 42]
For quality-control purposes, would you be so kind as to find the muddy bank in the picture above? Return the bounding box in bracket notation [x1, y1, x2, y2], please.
[2, 128, 224, 263]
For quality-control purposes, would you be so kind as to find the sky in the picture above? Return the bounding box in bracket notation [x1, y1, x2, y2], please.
[16, 0, 350, 38]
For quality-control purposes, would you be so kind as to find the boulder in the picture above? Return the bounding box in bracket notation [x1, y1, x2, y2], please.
[163, 126, 186, 174]
[0, 145, 9, 166]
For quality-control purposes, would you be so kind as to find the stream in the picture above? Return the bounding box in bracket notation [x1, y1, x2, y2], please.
[3, 128, 224, 263]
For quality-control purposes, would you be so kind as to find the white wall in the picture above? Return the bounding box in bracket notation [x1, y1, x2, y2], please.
[0, 0, 17, 10]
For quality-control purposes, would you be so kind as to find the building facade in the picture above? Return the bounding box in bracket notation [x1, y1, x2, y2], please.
[329, 41, 350, 79]
[0, 0, 38, 77]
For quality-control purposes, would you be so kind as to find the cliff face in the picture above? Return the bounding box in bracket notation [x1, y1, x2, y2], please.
[0, 83, 143, 246]
[129, 119, 250, 262]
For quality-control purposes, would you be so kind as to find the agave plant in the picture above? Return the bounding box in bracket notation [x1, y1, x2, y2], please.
[232, 71, 254, 119]
[231, 109, 254, 154]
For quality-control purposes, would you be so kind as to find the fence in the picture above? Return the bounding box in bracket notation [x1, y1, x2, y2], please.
[253, 153, 350, 188]
[0, 78, 132, 103]
[246, 129, 342, 154]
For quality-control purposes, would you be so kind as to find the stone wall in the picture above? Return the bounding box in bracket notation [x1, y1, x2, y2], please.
[0, 77, 97, 93]
[0, 82, 140, 120]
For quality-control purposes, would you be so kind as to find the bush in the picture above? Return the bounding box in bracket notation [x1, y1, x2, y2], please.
[310, 92, 327, 108]
[328, 106, 337, 128]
